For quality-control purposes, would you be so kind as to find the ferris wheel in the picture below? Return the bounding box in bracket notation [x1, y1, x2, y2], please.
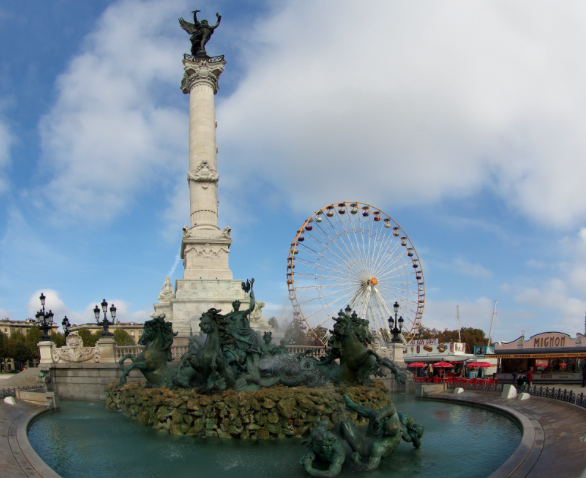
[287, 201, 425, 345]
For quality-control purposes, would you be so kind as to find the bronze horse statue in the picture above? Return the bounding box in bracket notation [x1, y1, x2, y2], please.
[328, 309, 405, 386]
[118, 314, 177, 388]
[174, 308, 236, 390]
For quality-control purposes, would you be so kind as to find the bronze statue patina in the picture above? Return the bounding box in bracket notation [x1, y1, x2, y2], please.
[398, 411, 425, 448]
[322, 307, 406, 386]
[174, 308, 236, 390]
[179, 9, 221, 58]
[118, 314, 177, 388]
[223, 279, 264, 379]
[261, 331, 277, 355]
[300, 421, 346, 477]
[338, 392, 403, 471]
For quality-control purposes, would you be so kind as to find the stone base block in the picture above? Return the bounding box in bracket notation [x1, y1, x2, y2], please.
[501, 384, 518, 399]
[105, 381, 392, 439]
[518, 392, 531, 401]
[4, 396, 16, 405]
[454, 387, 464, 394]
[415, 383, 446, 397]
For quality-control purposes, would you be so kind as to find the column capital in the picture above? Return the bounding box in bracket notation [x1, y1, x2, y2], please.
[181, 55, 226, 94]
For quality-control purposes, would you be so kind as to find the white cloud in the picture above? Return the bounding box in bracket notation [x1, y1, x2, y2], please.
[515, 278, 586, 331]
[27, 289, 80, 324]
[451, 257, 493, 278]
[38, 0, 189, 224]
[0, 114, 13, 194]
[526, 259, 546, 269]
[217, 1, 586, 228]
[0, 306, 10, 321]
[424, 297, 533, 342]
[424, 297, 495, 333]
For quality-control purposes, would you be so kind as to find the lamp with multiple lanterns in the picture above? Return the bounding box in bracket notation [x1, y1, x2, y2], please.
[94, 299, 116, 337]
[34, 293, 54, 341]
[388, 301, 404, 343]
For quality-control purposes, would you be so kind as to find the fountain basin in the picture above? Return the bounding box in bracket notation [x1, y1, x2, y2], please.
[28, 393, 521, 478]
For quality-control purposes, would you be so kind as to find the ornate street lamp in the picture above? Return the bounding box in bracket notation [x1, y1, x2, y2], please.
[62, 316, 71, 342]
[94, 299, 116, 337]
[388, 301, 404, 343]
[34, 292, 54, 341]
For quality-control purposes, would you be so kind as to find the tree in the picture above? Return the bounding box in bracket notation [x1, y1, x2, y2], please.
[8, 332, 30, 368]
[26, 326, 43, 362]
[414, 326, 490, 353]
[268, 317, 279, 330]
[77, 329, 102, 347]
[50, 331, 66, 348]
[283, 319, 312, 345]
[0, 331, 8, 372]
[313, 326, 328, 345]
[113, 329, 135, 346]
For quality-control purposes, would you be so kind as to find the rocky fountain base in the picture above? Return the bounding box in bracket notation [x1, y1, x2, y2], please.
[105, 381, 391, 439]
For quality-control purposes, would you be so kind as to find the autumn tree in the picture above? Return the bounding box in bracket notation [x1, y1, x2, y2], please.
[283, 320, 312, 345]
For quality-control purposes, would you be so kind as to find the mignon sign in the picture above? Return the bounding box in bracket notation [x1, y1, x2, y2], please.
[495, 332, 586, 350]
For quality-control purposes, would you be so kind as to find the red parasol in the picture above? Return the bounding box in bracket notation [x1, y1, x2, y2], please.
[433, 362, 454, 368]
[407, 362, 426, 368]
[466, 362, 493, 368]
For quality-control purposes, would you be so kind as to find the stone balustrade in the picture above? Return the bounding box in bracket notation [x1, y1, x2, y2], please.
[43, 342, 323, 365]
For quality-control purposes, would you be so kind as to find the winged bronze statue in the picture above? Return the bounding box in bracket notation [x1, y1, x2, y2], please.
[179, 9, 221, 58]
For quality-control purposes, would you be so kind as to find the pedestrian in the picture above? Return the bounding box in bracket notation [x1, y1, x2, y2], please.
[582, 365, 586, 388]
[526, 367, 533, 389]
[512, 370, 517, 385]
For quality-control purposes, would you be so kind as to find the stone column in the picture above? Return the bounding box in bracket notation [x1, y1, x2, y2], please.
[38, 341, 54, 365]
[97, 337, 117, 363]
[181, 57, 225, 231]
[179, 57, 233, 281]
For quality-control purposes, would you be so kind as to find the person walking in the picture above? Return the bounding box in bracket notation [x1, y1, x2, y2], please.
[582, 365, 586, 388]
[512, 370, 517, 385]
[526, 367, 533, 389]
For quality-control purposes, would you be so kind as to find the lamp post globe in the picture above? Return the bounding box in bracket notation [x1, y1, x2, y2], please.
[34, 292, 54, 341]
[389, 302, 404, 343]
[62, 316, 71, 343]
[95, 299, 115, 337]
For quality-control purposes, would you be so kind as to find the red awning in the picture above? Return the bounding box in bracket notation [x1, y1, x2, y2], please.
[407, 362, 426, 367]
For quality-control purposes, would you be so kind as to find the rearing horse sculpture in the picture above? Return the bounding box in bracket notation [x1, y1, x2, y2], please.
[328, 309, 405, 386]
[174, 308, 236, 390]
[118, 314, 177, 388]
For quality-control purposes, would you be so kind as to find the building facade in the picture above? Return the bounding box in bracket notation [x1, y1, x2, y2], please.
[70, 321, 145, 344]
[0, 318, 59, 371]
[489, 332, 586, 383]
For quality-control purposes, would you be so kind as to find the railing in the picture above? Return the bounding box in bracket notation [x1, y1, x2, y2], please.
[115, 346, 144, 359]
[0, 385, 43, 400]
[447, 381, 586, 409]
[285, 345, 327, 357]
[114, 344, 326, 360]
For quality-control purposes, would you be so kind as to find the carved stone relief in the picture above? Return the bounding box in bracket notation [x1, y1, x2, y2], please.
[53, 332, 101, 363]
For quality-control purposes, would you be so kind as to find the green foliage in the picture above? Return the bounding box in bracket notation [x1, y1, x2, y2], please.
[415, 326, 490, 352]
[0, 331, 8, 370]
[268, 317, 279, 330]
[50, 331, 66, 348]
[77, 329, 102, 347]
[283, 319, 312, 345]
[26, 326, 43, 360]
[113, 329, 135, 346]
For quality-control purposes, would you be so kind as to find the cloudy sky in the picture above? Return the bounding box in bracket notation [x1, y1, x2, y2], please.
[1, 0, 586, 342]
